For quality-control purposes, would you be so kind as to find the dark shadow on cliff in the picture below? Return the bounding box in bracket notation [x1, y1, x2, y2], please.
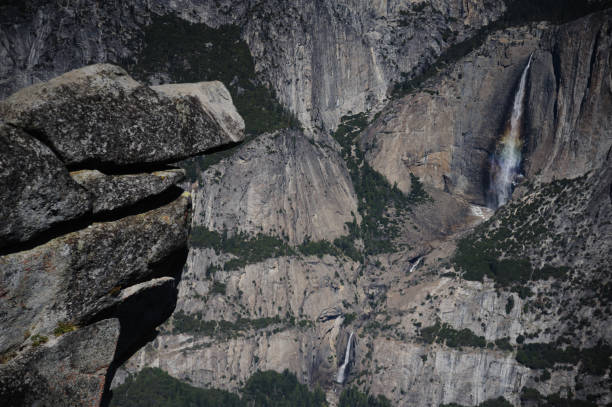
[99, 245, 188, 407]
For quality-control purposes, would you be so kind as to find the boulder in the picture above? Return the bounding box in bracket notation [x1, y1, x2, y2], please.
[0, 64, 244, 167]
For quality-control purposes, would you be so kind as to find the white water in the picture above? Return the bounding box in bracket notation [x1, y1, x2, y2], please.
[336, 332, 354, 384]
[489, 54, 533, 208]
[409, 257, 423, 273]
[470, 204, 493, 221]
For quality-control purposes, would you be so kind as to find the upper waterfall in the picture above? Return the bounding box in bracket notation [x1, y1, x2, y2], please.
[488, 54, 533, 208]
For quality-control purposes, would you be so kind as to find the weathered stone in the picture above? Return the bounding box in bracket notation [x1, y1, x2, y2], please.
[0, 64, 243, 166]
[525, 11, 612, 181]
[0, 318, 120, 407]
[71, 168, 185, 214]
[0, 194, 190, 356]
[193, 129, 359, 244]
[0, 123, 91, 249]
[152, 81, 245, 142]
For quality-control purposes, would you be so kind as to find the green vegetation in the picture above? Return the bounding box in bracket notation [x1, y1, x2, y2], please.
[494, 338, 513, 352]
[521, 387, 598, 407]
[128, 14, 299, 135]
[172, 310, 285, 338]
[211, 281, 227, 295]
[440, 397, 512, 407]
[241, 369, 326, 406]
[342, 313, 357, 327]
[338, 387, 392, 407]
[505, 296, 514, 314]
[53, 321, 77, 337]
[393, 0, 612, 97]
[190, 227, 294, 271]
[109, 367, 326, 407]
[190, 226, 364, 271]
[30, 334, 48, 347]
[332, 114, 431, 255]
[420, 321, 486, 348]
[450, 177, 585, 290]
[515, 342, 612, 375]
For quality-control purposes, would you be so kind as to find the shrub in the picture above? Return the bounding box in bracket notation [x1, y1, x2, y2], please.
[338, 386, 392, 407]
[31, 334, 48, 347]
[505, 296, 514, 314]
[495, 337, 513, 352]
[420, 321, 486, 348]
[342, 313, 357, 326]
[53, 322, 77, 337]
[211, 281, 227, 296]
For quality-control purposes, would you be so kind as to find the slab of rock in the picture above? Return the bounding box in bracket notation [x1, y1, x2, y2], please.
[0, 123, 91, 249]
[0, 318, 120, 407]
[71, 168, 185, 214]
[152, 81, 245, 142]
[0, 64, 244, 166]
[0, 193, 191, 356]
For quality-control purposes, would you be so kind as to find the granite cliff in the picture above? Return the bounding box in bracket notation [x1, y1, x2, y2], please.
[1, 1, 611, 407]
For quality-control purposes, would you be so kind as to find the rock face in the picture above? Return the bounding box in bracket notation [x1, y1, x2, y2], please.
[2, 3, 612, 407]
[0, 65, 243, 405]
[192, 130, 359, 244]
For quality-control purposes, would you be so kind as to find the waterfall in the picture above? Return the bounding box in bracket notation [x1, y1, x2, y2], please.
[336, 332, 354, 384]
[409, 257, 423, 273]
[488, 54, 533, 208]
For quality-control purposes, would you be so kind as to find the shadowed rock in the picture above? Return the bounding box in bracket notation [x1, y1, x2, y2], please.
[0, 123, 91, 249]
[71, 168, 185, 214]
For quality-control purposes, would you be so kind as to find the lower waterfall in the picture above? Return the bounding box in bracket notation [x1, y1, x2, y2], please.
[336, 332, 354, 384]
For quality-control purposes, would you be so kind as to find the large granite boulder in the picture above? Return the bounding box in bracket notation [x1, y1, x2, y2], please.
[0, 64, 244, 167]
[0, 65, 244, 406]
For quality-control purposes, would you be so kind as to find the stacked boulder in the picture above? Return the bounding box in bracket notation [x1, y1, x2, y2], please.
[0, 64, 244, 406]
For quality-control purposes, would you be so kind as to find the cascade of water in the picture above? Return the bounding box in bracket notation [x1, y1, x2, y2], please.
[336, 332, 354, 384]
[488, 54, 533, 208]
[409, 257, 423, 273]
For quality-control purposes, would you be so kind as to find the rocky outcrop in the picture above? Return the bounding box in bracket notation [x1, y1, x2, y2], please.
[192, 130, 359, 244]
[70, 169, 185, 214]
[0, 64, 244, 405]
[0, 64, 243, 167]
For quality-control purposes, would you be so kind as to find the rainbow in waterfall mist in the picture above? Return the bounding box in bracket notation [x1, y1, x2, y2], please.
[487, 54, 533, 208]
